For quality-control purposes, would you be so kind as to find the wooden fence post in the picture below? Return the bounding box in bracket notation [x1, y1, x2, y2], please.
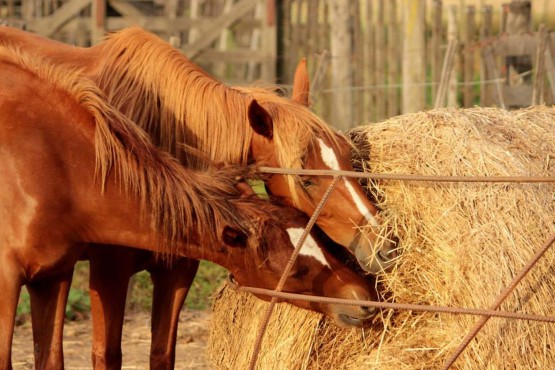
[480, 5, 493, 106]
[351, 0, 364, 124]
[364, 0, 375, 122]
[463, 5, 475, 107]
[447, 5, 459, 107]
[431, 0, 443, 105]
[387, 0, 400, 118]
[532, 24, 548, 105]
[327, 0, 353, 129]
[91, 0, 105, 44]
[402, 0, 425, 114]
[260, 0, 276, 82]
[375, 0, 386, 121]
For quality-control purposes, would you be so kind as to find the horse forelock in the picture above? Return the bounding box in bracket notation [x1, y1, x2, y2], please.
[231, 197, 300, 264]
[237, 86, 340, 206]
[96, 27, 254, 170]
[0, 44, 258, 259]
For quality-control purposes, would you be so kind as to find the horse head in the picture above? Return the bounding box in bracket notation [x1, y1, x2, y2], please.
[243, 61, 398, 274]
[215, 200, 378, 328]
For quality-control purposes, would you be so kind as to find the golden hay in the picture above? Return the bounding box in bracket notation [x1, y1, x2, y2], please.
[207, 106, 555, 369]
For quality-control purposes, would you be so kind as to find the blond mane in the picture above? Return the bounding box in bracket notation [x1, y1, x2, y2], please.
[0, 44, 270, 258]
[96, 28, 254, 169]
[93, 29, 339, 204]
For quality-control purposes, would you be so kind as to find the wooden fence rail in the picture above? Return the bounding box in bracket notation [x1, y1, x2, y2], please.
[1, 0, 555, 129]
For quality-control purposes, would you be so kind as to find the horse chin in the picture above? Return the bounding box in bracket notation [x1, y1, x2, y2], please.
[336, 314, 365, 328]
[331, 308, 376, 328]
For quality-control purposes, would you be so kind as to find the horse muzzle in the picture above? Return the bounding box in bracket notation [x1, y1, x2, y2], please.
[351, 232, 399, 274]
[332, 305, 376, 328]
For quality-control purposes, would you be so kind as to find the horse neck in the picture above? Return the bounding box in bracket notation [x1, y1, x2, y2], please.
[93, 34, 254, 168]
[79, 169, 226, 262]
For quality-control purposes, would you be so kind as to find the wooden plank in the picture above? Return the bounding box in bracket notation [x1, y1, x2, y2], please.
[532, 24, 548, 105]
[491, 33, 537, 57]
[375, 0, 385, 121]
[105, 16, 261, 33]
[28, 0, 92, 36]
[188, 0, 200, 43]
[213, 0, 234, 79]
[364, 0, 375, 121]
[193, 49, 273, 63]
[350, 0, 362, 124]
[430, 0, 442, 104]
[109, 0, 143, 20]
[291, 0, 303, 72]
[447, 4, 458, 108]
[328, 0, 353, 129]
[184, 0, 258, 59]
[91, 0, 105, 43]
[544, 34, 555, 100]
[480, 5, 493, 106]
[500, 2, 508, 33]
[482, 46, 506, 109]
[164, 0, 178, 37]
[280, 0, 293, 81]
[387, 0, 399, 118]
[260, 0, 277, 82]
[319, 0, 331, 122]
[434, 39, 458, 109]
[246, 1, 262, 81]
[463, 5, 475, 107]
[306, 0, 318, 57]
[402, 0, 425, 114]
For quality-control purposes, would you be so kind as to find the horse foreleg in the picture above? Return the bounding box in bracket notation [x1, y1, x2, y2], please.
[148, 258, 200, 370]
[27, 269, 74, 370]
[0, 264, 23, 370]
[88, 246, 140, 370]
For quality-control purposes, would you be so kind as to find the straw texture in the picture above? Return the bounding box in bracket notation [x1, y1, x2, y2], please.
[208, 106, 555, 369]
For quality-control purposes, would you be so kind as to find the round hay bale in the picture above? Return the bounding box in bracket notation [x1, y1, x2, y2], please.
[207, 106, 555, 369]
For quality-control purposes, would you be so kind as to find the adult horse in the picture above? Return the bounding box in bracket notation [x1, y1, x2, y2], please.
[0, 46, 377, 370]
[0, 27, 395, 368]
[0, 26, 397, 271]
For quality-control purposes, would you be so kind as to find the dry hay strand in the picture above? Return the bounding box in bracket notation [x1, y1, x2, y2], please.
[207, 106, 555, 369]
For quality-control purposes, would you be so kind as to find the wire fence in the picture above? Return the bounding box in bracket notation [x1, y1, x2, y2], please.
[238, 166, 555, 370]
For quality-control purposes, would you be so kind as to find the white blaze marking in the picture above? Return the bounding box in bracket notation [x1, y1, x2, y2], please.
[287, 228, 330, 268]
[316, 139, 379, 226]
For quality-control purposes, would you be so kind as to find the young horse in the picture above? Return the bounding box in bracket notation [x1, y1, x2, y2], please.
[0, 48, 377, 369]
[0, 26, 396, 272]
[0, 27, 394, 368]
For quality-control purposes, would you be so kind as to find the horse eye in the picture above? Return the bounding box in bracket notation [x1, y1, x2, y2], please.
[300, 177, 314, 189]
[290, 265, 309, 279]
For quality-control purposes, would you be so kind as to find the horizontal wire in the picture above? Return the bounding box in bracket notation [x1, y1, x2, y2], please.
[258, 166, 555, 183]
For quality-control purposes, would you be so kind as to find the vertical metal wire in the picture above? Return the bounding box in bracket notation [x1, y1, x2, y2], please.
[247, 175, 341, 370]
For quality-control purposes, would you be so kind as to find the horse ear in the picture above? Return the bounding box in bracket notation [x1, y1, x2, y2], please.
[248, 99, 273, 140]
[291, 58, 310, 107]
[222, 226, 248, 248]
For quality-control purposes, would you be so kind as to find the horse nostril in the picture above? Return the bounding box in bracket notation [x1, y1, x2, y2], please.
[361, 306, 377, 317]
[378, 242, 399, 262]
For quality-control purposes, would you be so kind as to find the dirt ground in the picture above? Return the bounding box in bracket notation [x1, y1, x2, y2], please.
[11, 311, 211, 369]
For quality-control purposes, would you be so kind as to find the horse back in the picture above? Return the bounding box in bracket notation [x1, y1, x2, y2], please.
[0, 26, 100, 76]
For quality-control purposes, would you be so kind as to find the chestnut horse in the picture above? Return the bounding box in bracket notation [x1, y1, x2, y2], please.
[0, 27, 394, 368]
[0, 47, 377, 369]
[0, 26, 397, 272]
